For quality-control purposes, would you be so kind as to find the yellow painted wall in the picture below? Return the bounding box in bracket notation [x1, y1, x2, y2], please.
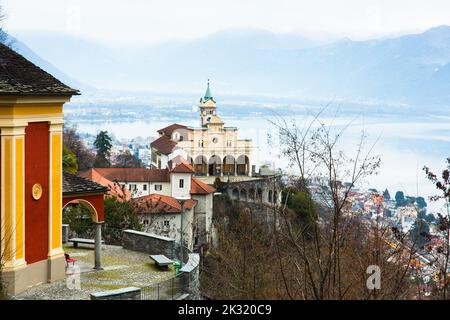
[51, 132, 62, 250]
[15, 137, 24, 260]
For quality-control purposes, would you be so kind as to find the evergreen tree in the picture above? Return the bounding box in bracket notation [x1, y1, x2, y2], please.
[383, 188, 391, 201]
[286, 191, 318, 239]
[395, 191, 407, 207]
[93, 131, 112, 168]
[416, 196, 427, 209]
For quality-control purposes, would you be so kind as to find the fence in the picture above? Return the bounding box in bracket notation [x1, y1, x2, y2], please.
[140, 275, 183, 300]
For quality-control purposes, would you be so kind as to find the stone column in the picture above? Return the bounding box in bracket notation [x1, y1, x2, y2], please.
[94, 222, 103, 270]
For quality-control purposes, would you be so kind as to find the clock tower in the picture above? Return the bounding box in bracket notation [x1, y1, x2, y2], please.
[199, 80, 223, 129]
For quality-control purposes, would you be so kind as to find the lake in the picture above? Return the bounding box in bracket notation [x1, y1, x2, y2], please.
[66, 101, 450, 214]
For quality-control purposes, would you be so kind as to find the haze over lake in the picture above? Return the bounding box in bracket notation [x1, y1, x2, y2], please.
[65, 95, 450, 214]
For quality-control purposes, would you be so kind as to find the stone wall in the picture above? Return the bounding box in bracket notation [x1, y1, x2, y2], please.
[120, 229, 199, 300]
[91, 287, 141, 300]
[122, 229, 177, 259]
[214, 195, 276, 232]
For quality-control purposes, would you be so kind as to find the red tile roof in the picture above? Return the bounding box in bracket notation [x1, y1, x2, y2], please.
[79, 168, 132, 201]
[150, 135, 178, 155]
[80, 168, 170, 183]
[157, 123, 188, 137]
[169, 155, 195, 173]
[133, 194, 197, 214]
[191, 178, 216, 195]
[172, 162, 194, 173]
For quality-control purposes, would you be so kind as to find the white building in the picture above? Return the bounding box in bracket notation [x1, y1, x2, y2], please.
[80, 157, 216, 250]
[151, 81, 253, 176]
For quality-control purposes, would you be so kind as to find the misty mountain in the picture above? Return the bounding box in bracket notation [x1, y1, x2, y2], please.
[13, 26, 450, 107]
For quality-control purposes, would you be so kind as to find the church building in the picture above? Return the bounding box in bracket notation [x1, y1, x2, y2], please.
[151, 81, 253, 177]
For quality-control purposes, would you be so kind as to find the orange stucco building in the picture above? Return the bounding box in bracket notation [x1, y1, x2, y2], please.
[0, 43, 79, 294]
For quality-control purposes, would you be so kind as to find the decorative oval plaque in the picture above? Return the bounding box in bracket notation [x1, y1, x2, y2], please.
[32, 183, 43, 200]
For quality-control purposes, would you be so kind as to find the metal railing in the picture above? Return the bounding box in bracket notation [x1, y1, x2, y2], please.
[140, 275, 183, 300]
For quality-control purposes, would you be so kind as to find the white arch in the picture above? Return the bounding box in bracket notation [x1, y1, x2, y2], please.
[63, 199, 99, 223]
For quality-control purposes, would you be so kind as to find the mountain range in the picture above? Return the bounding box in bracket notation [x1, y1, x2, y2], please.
[7, 26, 450, 108]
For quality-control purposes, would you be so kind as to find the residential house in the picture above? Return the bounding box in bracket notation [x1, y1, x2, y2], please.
[80, 156, 216, 250]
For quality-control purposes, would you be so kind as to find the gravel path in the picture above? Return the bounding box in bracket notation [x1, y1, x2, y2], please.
[16, 245, 176, 300]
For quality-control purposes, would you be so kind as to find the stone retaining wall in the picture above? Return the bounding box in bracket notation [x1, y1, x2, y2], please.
[119, 229, 200, 300]
[122, 229, 176, 259]
[90, 287, 141, 300]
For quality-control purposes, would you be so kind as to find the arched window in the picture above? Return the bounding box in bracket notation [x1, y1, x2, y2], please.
[232, 188, 239, 200]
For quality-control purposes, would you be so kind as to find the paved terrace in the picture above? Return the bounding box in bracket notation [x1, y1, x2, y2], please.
[16, 244, 176, 300]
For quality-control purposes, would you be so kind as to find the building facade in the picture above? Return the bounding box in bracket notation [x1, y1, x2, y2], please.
[151, 81, 253, 177]
[81, 158, 216, 251]
[0, 43, 78, 294]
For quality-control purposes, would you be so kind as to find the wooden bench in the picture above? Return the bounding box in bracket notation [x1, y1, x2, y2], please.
[68, 238, 104, 248]
[149, 255, 173, 271]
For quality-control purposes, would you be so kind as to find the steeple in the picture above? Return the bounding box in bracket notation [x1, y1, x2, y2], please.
[202, 79, 215, 103]
[199, 79, 222, 127]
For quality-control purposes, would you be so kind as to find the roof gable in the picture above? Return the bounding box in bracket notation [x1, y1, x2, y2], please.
[157, 123, 188, 137]
[150, 135, 178, 155]
[0, 43, 79, 96]
[79, 168, 132, 201]
[133, 194, 197, 214]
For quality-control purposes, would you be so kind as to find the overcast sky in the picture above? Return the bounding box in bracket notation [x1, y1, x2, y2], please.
[2, 0, 450, 47]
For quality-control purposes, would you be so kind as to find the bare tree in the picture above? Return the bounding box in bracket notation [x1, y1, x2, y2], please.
[0, 218, 18, 300]
[424, 160, 450, 299]
[202, 109, 420, 300]
[63, 125, 95, 171]
[269, 110, 417, 300]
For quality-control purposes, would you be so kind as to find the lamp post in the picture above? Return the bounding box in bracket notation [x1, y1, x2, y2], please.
[179, 199, 185, 268]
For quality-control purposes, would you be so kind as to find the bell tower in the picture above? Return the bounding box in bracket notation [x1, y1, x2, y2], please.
[199, 80, 219, 127]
